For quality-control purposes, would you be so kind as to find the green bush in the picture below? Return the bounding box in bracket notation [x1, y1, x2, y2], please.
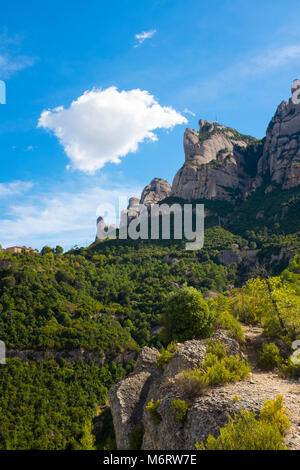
[157, 342, 178, 370]
[280, 358, 300, 379]
[170, 399, 189, 421]
[175, 341, 250, 398]
[211, 295, 245, 343]
[204, 355, 250, 386]
[196, 395, 290, 450]
[257, 343, 282, 370]
[129, 424, 144, 450]
[205, 339, 227, 358]
[160, 287, 215, 343]
[146, 399, 162, 425]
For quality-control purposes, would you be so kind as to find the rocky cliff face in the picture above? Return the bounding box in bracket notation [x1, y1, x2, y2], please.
[140, 178, 172, 205]
[171, 120, 258, 202]
[109, 330, 300, 450]
[109, 330, 241, 450]
[136, 82, 300, 205]
[257, 84, 300, 192]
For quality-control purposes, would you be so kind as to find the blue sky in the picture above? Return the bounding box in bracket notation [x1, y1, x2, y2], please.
[0, 0, 300, 250]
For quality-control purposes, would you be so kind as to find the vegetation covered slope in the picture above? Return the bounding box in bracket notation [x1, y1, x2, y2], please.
[0, 224, 299, 449]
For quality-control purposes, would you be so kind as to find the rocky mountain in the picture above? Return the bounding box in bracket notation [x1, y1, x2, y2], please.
[140, 178, 172, 205]
[171, 120, 258, 202]
[257, 89, 300, 192]
[136, 82, 300, 205]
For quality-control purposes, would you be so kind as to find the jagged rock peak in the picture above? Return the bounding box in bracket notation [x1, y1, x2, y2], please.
[171, 119, 258, 202]
[257, 80, 300, 191]
[140, 177, 172, 205]
[183, 119, 255, 166]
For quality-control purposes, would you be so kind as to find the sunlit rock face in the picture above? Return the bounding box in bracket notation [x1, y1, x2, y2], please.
[140, 178, 172, 205]
[124, 81, 300, 214]
[171, 120, 256, 202]
[257, 82, 300, 192]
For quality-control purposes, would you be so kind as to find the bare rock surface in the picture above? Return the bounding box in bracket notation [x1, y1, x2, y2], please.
[109, 328, 300, 450]
[108, 347, 160, 449]
[257, 83, 300, 190]
[140, 178, 172, 205]
[171, 120, 254, 202]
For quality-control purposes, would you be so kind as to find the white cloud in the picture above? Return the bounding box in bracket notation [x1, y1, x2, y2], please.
[0, 183, 142, 250]
[134, 29, 156, 47]
[184, 43, 300, 102]
[237, 44, 300, 76]
[183, 108, 195, 117]
[0, 53, 34, 78]
[0, 30, 34, 78]
[37, 87, 187, 173]
[0, 181, 33, 198]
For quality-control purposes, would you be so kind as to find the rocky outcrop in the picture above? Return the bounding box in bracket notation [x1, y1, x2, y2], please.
[170, 120, 256, 202]
[257, 82, 300, 191]
[140, 178, 172, 205]
[99, 81, 300, 233]
[109, 347, 160, 449]
[138, 82, 300, 206]
[109, 330, 300, 450]
[109, 331, 242, 450]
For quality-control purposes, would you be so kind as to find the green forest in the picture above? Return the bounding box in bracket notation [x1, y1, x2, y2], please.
[0, 216, 299, 449]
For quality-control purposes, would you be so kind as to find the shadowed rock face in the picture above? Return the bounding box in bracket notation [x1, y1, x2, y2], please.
[257, 84, 300, 191]
[108, 347, 160, 449]
[140, 178, 172, 205]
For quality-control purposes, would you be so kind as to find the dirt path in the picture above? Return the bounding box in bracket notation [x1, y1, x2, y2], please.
[240, 325, 300, 449]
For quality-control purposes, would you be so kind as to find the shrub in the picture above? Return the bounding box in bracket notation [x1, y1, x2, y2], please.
[157, 342, 178, 370]
[230, 277, 300, 342]
[160, 287, 215, 343]
[203, 355, 250, 386]
[175, 341, 250, 398]
[205, 339, 227, 358]
[257, 343, 282, 370]
[146, 399, 162, 425]
[176, 369, 208, 398]
[280, 358, 300, 379]
[232, 394, 239, 403]
[212, 295, 245, 343]
[170, 399, 189, 421]
[196, 395, 290, 450]
[204, 340, 250, 385]
[129, 424, 144, 450]
[259, 395, 290, 435]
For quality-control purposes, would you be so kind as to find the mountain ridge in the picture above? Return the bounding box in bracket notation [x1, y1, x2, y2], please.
[136, 82, 300, 206]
